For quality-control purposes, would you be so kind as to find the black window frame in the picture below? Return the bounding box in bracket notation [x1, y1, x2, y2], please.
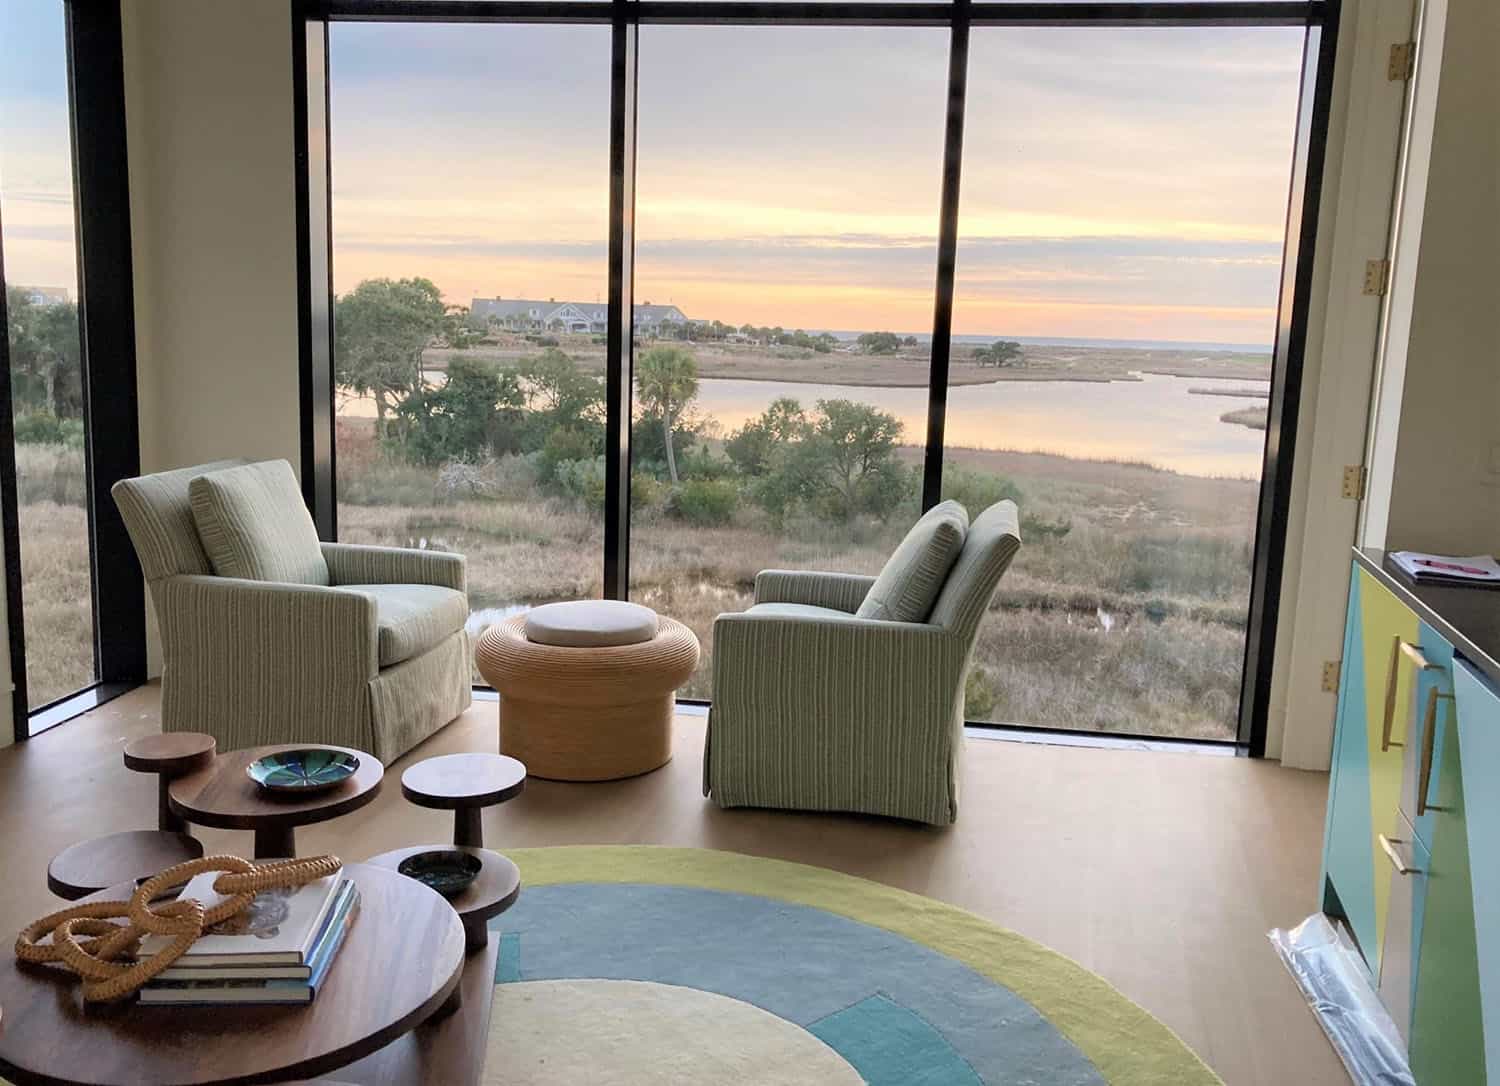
[0, 0, 144, 739]
[294, 0, 1342, 755]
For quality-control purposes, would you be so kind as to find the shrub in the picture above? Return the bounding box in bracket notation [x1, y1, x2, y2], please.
[669, 479, 738, 526]
[538, 427, 600, 483]
[553, 457, 606, 511]
[943, 461, 1022, 513]
[14, 413, 84, 448]
[964, 665, 998, 720]
[631, 472, 665, 511]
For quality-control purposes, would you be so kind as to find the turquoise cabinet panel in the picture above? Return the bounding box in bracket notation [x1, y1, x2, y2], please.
[1409, 676, 1484, 1084]
[1455, 660, 1500, 1081]
[1322, 568, 1376, 966]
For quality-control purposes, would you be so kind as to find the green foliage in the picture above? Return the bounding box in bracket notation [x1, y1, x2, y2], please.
[856, 331, 901, 355]
[669, 479, 738, 527]
[335, 277, 446, 424]
[390, 356, 524, 465]
[964, 665, 998, 720]
[5, 287, 83, 419]
[631, 472, 666, 510]
[724, 397, 805, 476]
[972, 340, 1024, 368]
[13, 413, 84, 448]
[727, 398, 912, 524]
[537, 427, 602, 484]
[635, 345, 699, 484]
[553, 457, 606, 511]
[943, 461, 1023, 513]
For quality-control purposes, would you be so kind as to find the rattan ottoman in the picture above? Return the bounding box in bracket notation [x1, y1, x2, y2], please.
[474, 605, 700, 781]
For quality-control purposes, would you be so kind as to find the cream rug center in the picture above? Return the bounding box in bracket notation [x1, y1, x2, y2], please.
[485, 978, 864, 1085]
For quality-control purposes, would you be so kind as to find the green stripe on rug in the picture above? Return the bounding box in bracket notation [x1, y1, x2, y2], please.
[507, 845, 1221, 1086]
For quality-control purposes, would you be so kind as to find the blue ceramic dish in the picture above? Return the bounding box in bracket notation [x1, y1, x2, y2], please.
[246, 748, 360, 794]
[397, 850, 482, 897]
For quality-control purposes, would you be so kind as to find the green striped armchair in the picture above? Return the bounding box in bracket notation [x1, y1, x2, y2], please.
[113, 460, 472, 763]
[704, 500, 1021, 826]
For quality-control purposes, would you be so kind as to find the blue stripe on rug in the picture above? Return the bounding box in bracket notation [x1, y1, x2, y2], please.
[811, 994, 984, 1086]
[496, 931, 522, 983]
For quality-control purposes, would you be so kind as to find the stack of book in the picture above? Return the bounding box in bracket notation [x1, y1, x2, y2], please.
[138, 871, 359, 1005]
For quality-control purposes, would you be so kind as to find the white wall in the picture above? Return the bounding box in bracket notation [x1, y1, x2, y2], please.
[121, 0, 304, 668]
[122, 0, 303, 478]
[1380, 0, 1500, 553]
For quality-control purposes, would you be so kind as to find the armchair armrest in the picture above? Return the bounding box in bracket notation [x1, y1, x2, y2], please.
[321, 542, 466, 593]
[752, 569, 875, 613]
[158, 574, 380, 682]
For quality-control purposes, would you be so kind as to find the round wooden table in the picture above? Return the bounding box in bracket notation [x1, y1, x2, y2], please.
[124, 733, 218, 834]
[399, 753, 525, 849]
[168, 744, 382, 859]
[0, 864, 465, 1086]
[367, 844, 521, 951]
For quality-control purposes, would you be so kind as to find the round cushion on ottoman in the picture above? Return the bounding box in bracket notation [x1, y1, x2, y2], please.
[525, 600, 658, 648]
[475, 610, 699, 782]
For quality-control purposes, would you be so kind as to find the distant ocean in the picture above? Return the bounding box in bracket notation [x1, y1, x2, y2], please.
[817, 331, 1273, 355]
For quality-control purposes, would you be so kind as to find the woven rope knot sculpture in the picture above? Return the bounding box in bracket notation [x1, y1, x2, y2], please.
[15, 853, 342, 1003]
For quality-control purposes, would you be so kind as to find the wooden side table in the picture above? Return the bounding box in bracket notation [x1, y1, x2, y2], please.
[46, 732, 217, 901]
[367, 845, 520, 952]
[400, 753, 526, 849]
[169, 743, 382, 859]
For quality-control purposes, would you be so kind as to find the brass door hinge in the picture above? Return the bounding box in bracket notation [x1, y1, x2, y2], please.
[1342, 464, 1368, 500]
[1388, 41, 1416, 81]
[1363, 259, 1391, 296]
[1322, 660, 1342, 693]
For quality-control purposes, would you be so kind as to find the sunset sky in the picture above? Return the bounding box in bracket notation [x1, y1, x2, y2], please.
[2, 7, 1307, 347]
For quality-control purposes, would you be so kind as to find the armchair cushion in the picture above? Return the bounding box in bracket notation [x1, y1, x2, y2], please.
[855, 499, 968, 623]
[188, 460, 329, 586]
[744, 602, 853, 622]
[338, 583, 469, 667]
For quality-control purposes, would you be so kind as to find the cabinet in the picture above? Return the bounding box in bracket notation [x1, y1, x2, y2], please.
[1322, 561, 1495, 1083]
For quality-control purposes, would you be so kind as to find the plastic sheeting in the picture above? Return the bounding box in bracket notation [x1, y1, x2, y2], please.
[1269, 914, 1415, 1086]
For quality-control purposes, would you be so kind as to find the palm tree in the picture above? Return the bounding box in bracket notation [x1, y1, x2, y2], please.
[635, 345, 699, 484]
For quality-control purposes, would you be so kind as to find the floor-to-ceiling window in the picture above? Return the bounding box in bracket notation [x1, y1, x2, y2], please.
[946, 27, 1305, 739]
[629, 26, 948, 697]
[327, 21, 611, 650]
[305, 0, 1336, 747]
[0, 0, 95, 710]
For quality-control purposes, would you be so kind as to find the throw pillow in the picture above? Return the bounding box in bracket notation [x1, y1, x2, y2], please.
[188, 459, 329, 585]
[855, 499, 969, 623]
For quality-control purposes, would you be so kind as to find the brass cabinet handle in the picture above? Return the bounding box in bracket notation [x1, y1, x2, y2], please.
[1399, 641, 1439, 671]
[1417, 688, 1454, 816]
[1382, 638, 1441, 752]
[1379, 833, 1417, 875]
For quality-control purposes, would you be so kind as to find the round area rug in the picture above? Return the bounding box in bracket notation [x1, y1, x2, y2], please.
[487, 847, 1220, 1086]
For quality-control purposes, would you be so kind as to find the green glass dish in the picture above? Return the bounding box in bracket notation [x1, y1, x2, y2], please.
[246, 748, 360, 794]
[397, 850, 483, 897]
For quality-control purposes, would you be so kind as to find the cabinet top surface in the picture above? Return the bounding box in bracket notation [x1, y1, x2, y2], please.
[1356, 547, 1500, 690]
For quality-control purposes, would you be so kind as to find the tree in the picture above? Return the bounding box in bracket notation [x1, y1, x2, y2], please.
[635, 345, 699, 484]
[391, 356, 524, 465]
[902, 335, 919, 348]
[973, 339, 1024, 368]
[856, 331, 901, 356]
[799, 399, 908, 520]
[335, 278, 446, 430]
[725, 397, 806, 476]
[5, 286, 82, 419]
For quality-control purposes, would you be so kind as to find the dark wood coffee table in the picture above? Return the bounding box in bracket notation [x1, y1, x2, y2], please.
[367, 844, 521, 951]
[400, 753, 525, 849]
[168, 744, 382, 859]
[0, 863, 465, 1086]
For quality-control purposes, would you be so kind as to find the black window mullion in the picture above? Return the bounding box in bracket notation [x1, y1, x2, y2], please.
[922, 2, 970, 512]
[64, 0, 144, 691]
[603, 2, 639, 599]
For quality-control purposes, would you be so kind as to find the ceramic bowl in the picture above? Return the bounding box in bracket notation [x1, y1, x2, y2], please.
[397, 849, 483, 897]
[246, 748, 360, 794]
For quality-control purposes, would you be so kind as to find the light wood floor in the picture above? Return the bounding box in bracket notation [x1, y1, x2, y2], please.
[0, 685, 1348, 1085]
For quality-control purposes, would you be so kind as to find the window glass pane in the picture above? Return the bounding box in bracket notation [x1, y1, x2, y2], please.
[631, 26, 949, 697]
[328, 23, 611, 654]
[948, 27, 1304, 738]
[0, 0, 96, 709]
